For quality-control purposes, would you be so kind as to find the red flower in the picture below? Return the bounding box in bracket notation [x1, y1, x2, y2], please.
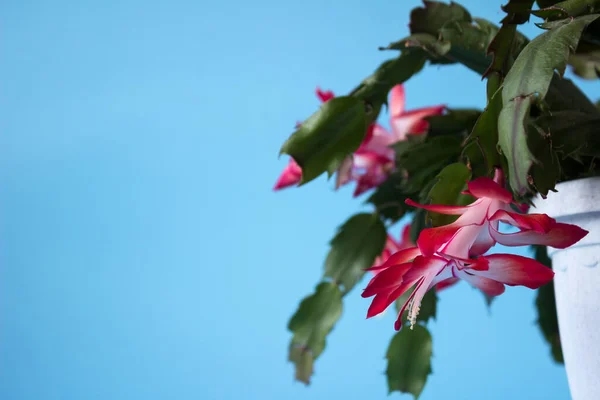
[274, 85, 445, 195]
[388, 85, 445, 141]
[362, 168, 588, 331]
[365, 225, 415, 318]
[336, 86, 445, 196]
[407, 169, 587, 255]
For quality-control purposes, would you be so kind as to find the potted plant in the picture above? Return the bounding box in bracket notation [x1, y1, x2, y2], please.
[274, 1, 600, 398]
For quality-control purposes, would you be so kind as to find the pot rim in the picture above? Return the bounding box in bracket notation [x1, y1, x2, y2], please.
[531, 176, 600, 218]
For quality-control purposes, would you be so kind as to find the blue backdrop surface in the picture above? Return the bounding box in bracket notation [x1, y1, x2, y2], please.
[1, 1, 597, 399]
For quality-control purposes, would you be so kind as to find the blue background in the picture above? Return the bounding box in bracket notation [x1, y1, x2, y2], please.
[1, 1, 597, 399]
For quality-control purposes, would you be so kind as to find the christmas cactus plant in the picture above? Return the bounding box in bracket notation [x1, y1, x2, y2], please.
[274, 0, 600, 397]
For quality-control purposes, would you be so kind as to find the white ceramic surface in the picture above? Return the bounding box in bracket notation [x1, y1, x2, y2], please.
[533, 177, 600, 400]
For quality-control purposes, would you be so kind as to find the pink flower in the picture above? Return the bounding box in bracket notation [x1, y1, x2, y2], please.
[274, 85, 445, 195]
[388, 85, 446, 141]
[406, 169, 587, 257]
[364, 248, 556, 330]
[362, 168, 588, 331]
[371, 225, 459, 293]
[336, 86, 445, 196]
[366, 225, 415, 318]
[336, 125, 396, 197]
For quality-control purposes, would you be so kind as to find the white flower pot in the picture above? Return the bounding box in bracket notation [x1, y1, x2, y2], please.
[533, 177, 600, 400]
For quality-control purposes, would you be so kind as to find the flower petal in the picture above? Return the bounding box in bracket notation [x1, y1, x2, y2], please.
[362, 262, 413, 298]
[428, 265, 456, 288]
[384, 236, 401, 254]
[436, 277, 460, 292]
[489, 222, 588, 249]
[402, 255, 448, 280]
[389, 85, 406, 117]
[351, 157, 390, 197]
[492, 167, 506, 185]
[371, 273, 421, 322]
[366, 290, 397, 318]
[316, 87, 335, 103]
[457, 270, 506, 296]
[373, 234, 415, 269]
[438, 224, 485, 260]
[273, 158, 302, 190]
[489, 210, 554, 233]
[467, 177, 513, 203]
[414, 202, 489, 256]
[407, 119, 430, 135]
[400, 224, 412, 247]
[417, 223, 461, 256]
[361, 124, 375, 145]
[405, 198, 472, 215]
[473, 254, 554, 289]
[335, 156, 354, 189]
[374, 246, 422, 269]
[353, 151, 392, 169]
[469, 220, 497, 257]
[359, 124, 395, 159]
[353, 174, 385, 197]
[390, 105, 446, 142]
[456, 255, 489, 271]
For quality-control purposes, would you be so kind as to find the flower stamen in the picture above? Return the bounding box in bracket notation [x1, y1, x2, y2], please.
[407, 297, 420, 330]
